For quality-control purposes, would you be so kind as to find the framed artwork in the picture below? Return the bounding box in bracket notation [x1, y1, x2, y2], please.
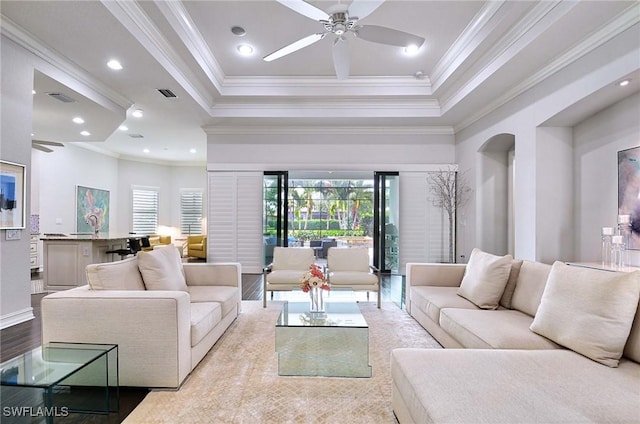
[618, 146, 640, 249]
[76, 185, 110, 234]
[0, 160, 26, 229]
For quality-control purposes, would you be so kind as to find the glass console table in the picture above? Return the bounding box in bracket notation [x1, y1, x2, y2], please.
[275, 301, 371, 378]
[0, 342, 118, 423]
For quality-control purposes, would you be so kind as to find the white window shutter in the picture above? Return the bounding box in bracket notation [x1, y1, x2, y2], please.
[131, 187, 159, 234]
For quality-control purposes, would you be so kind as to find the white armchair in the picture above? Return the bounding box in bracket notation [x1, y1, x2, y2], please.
[263, 247, 314, 307]
[327, 247, 381, 308]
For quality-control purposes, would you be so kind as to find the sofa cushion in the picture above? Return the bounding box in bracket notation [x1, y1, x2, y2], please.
[137, 246, 188, 292]
[457, 248, 513, 309]
[510, 260, 552, 317]
[190, 302, 222, 347]
[439, 308, 560, 349]
[530, 262, 640, 367]
[499, 259, 523, 309]
[328, 271, 378, 287]
[624, 298, 640, 363]
[187, 286, 239, 318]
[391, 348, 640, 424]
[411, 286, 478, 324]
[267, 270, 307, 286]
[85, 257, 145, 290]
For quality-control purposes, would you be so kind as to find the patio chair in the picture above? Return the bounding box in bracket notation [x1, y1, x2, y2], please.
[263, 247, 314, 307]
[326, 247, 381, 308]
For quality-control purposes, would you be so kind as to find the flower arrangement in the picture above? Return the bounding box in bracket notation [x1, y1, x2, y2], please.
[300, 264, 330, 292]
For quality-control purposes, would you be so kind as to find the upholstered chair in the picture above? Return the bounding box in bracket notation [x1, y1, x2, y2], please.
[187, 235, 207, 259]
[263, 247, 314, 307]
[326, 247, 381, 308]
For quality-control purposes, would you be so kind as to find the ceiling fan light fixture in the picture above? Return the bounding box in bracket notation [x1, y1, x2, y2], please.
[237, 44, 254, 56]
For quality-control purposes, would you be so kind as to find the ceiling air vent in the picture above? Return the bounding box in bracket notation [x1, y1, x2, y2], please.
[128, 134, 144, 139]
[47, 92, 76, 103]
[157, 89, 177, 98]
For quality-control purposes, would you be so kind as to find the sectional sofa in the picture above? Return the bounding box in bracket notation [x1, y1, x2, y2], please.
[392, 248, 640, 423]
[41, 246, 241, 389]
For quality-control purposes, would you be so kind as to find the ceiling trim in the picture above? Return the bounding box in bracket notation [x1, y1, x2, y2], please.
[220, 76, 432, 97]
[203, 125, 454, 135]
[101, 0, 216, 112]
[155, 0, 225, 93]
[440, 0, 577, 113]
[453, 3, 640, 132]
[1, 15, 131, 112]
[430, 0, 506, 93]
[208, 99, 441, 118]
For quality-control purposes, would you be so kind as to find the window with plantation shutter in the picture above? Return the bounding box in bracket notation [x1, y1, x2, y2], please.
[131, 186, 159, 234]
[180, 190, 203, 234]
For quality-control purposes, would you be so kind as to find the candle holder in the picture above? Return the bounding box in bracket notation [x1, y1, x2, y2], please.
[602, 227, 613, 269]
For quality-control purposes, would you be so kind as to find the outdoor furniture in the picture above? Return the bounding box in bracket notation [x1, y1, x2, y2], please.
[263, 247, 314, 307]
[310, 240, 322, 258]
[326, 247, 381, 308]
[319, 239, 337, 259]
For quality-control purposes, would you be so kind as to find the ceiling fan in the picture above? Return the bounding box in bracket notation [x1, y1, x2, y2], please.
[32, 139, 64, 153]
[264, 0, 425, 79]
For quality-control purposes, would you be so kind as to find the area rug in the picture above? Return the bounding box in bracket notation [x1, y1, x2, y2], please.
[123, 301, 441, 423]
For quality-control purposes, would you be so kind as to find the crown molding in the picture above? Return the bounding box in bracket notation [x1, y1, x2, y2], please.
[1, 15, 131, 112]
[101, 0, 215, 113]
[453, 3, 640, 133]
[430, 0, 506, 93]
[203, 125, 454, 135]
[440, 0, 575, 114]
[155, 0, 225, 93]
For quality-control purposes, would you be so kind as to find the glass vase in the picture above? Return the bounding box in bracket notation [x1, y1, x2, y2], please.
[309, 287, 324, 313]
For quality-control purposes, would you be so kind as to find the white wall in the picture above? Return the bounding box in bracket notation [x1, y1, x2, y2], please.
[0, 37, 34, 328]
[33, 144, 119, 234]
[456, 26, 640, 262]
[574, 93, 640, 264]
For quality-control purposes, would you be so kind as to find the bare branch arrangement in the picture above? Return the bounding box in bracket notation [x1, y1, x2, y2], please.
[427, 166, 472, 263]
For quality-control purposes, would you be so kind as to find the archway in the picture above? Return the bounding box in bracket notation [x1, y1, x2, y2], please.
[477, 133, 515, 256]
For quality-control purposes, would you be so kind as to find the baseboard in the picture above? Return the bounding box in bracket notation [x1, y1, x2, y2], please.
[0, 307, 35, 330]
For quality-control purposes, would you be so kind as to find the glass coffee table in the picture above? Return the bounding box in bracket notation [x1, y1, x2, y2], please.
[275, 301, 372, 377]
[0, 342, 118, 423]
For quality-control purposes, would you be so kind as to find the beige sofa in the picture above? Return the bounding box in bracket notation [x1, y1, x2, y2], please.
[392, 248, 640, 423]
[41, 246, 241, 389]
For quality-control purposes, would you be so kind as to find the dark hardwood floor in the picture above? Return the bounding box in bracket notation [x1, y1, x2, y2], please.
[0, 272, 401, 423]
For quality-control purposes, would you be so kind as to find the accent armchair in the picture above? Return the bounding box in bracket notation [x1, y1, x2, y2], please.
[326, 247, 381, 308]
[187, 235, 207, 259]
[263, 247, 314, 307]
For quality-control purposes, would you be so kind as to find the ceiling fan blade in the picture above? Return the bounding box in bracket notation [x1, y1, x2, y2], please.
[32, 144, 53, 153]
[347, 0, 385, 20]
[333, 37, 350, 80]
[32, 139, 64, 147]
[276, 0, 330, 21]
[356, 25, 425, 48]
[264, 33, 326, 62]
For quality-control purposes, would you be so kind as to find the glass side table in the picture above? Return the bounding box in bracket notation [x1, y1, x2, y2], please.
[0, 342, 118, 423]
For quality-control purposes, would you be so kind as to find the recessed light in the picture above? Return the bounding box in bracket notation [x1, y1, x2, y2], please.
[404, 45, 420, 55]
[143, 148, 150, 153]
[619, 80, 630, 87]
[119, 125, 128, 131]
[189, 148, 197, 154]
[80, 131, 91, 136]
[72, 117, 85, 124]
[237, 44, 254, 56]
[107, 59, 123, 70]
[231, 26, 246, 36]
[32, 90, 36, 95]
[132, 109, 143, 118]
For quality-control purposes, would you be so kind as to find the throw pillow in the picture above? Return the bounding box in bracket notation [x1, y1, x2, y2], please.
[457, 248, 513, 309]
[137, 245, 188, 291]
[86, 257, 145, 290]
[530, 261, 640, 367]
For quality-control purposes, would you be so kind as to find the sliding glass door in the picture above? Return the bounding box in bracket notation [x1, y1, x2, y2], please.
[373, 172, 399, 273]
[263, 172, 288, 265]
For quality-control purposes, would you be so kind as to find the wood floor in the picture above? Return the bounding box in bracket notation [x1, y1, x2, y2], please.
[0, 272, 402, 423]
